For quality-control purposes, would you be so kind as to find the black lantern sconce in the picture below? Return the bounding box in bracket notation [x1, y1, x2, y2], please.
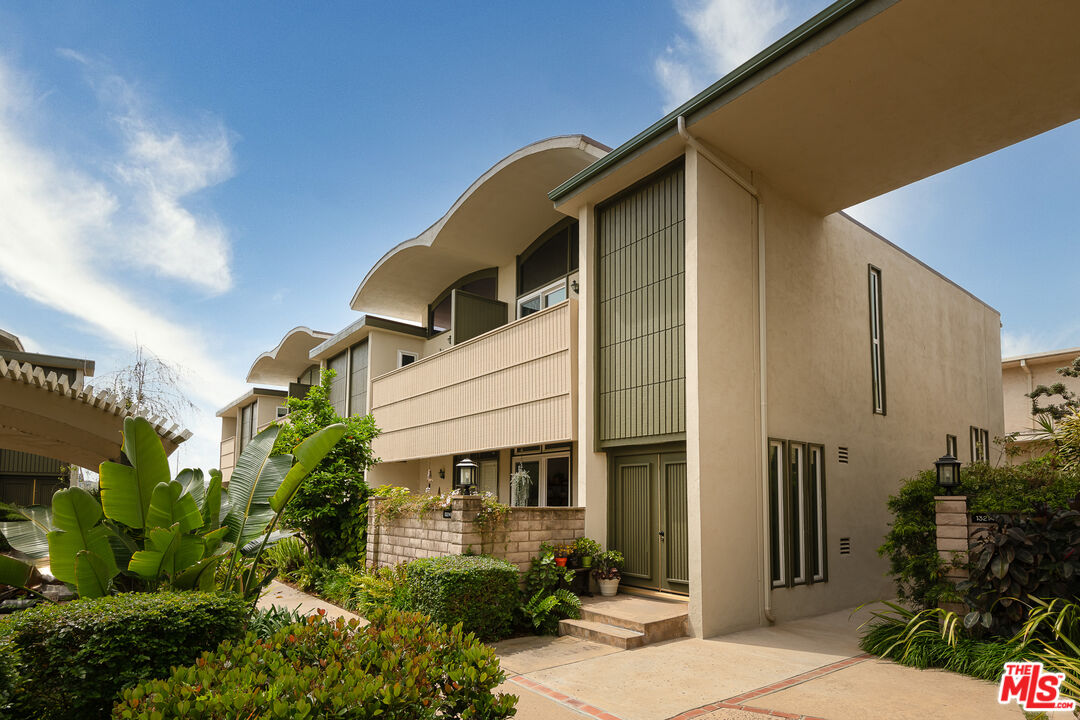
[935, 453, 961, 495]
[456, 457, 478, 495]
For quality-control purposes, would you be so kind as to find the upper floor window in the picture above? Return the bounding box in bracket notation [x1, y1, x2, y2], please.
[398, 350, 418, 368]
[946, 434, 958, 457]
[868, 265, 886, 415]
[428, 269, 498, 334]
[517, 219, 578, 318]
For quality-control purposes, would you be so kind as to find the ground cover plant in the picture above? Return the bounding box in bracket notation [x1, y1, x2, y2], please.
[0, 591, 248, 720]
[113, 609, 518, 720]
[520, 545, 580, 634]
[272, 369, 377, 564]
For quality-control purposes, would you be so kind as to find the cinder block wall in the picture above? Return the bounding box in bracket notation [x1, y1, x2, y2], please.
[367, 495, 585, 573]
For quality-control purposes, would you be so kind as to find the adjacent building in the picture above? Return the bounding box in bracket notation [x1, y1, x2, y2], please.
[222, 0, 1080, 636]
[1002, 348, 1080, 463]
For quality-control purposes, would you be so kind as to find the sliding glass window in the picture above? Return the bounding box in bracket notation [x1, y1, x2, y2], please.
[770, 438, 828, 588]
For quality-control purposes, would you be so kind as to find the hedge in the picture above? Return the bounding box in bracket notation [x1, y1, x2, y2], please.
[0, 591, 248, 720]
[406, 555, 519, 640]
[113, 609, 518, 720]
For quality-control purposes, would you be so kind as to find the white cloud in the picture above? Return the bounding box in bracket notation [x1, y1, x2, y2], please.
[0, 55, 239, 471]
[1001, 328, 1080, 360]
[655, 0, 790, 111]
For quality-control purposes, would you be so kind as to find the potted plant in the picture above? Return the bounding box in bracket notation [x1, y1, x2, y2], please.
[553, 543, 571, 567]
[574, 537, 601, 569]
[592, 550, 624, 596]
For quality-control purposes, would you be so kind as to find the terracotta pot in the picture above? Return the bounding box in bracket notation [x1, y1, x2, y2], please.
[598, 578, 620, 597]
[555, 557, 567, 567]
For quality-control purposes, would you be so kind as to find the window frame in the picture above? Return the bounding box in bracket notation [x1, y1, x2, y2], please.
[509, 446, 574, 508]
[769, 437, 828, 589]
[397, 350, 418, 368]
[946, 434, 958, 457]
[427, 267, 498, 336]
[516, 278, 569, 319]
[238, 401, 256, 452]
[868, 265, 886, 415]
[516, 217, 578, 298]
[970, 426, 990, 463]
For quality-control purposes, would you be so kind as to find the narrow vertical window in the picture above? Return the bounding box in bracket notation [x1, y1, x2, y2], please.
[946, 434, 957, 457]
[769, 440, 786, 588]
[970, 427, 990, 462]
[808, 445, 827, 583]
[789, 442, 806, 585]
[868, 266, 886, 414]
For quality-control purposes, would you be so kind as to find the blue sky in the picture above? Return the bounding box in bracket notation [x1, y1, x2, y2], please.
[1, 0, 1078, 472]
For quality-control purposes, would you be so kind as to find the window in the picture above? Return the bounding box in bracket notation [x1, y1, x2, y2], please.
[238, 401, 256, 452]
[946, 434, 957, 457]
[516, 219, 577, 318]
[970, 426, 990, 463]
[517, 279, 568, 319]
[398, 350, 418, 368]
[509, 446, 572, 507]
[348, 340, 369, 416]
[868, 265, 886, 414]
[770, 438, 828, 588]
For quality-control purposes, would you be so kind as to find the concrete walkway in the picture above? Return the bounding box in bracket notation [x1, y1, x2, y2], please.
[258, 584, 1035, 720]
[258, 579, 363, 622]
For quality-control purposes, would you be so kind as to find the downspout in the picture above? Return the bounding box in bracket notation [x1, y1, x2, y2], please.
[677, 117, 775, 623]
[1020, 359, 1033, 430]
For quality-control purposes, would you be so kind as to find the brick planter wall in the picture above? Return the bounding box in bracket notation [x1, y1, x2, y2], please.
[366, 494, 585, 573]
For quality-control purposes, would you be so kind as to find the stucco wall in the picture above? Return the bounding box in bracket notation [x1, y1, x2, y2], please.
[1002, 354, 1080, 436]
[366, 494, 584, 573]
[681, 148, 1002, 636]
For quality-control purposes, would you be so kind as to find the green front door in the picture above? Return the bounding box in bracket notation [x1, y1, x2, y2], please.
[611, 451, 688, 594]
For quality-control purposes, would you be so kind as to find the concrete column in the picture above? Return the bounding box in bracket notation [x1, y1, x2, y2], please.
[576, 202, 608, 546]
[685, 147, 762, 637]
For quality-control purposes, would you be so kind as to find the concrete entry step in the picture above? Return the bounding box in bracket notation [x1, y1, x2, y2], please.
[559, 593, 689, 649]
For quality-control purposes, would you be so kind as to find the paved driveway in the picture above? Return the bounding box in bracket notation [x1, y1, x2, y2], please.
[493, 605, 1033, 720]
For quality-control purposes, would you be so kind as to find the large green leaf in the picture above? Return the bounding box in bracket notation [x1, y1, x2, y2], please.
[99, 417, 172, 529]
[146, 481, 202, 533]
[223, 426, 292, 547]
[0, 506, 54, 559]
[127, 524, 205, 581]
[74, 550, 113, 598]
[0, 553, 33, 589]
[172, 553, 226, 591]
[46, 488, 118, 592]
[269, 423, 346, 513]
[202, 526, 228, 555]
[201, 470, 225, 531]
[176, 468, 206, 507]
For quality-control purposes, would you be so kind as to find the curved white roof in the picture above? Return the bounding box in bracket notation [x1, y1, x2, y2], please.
[245, 326, 332, 385]
[350, 135, 608, 324]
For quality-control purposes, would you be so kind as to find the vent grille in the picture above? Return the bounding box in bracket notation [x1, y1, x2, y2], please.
[840, 537, 852, 555]
[838, 447, 849, 464]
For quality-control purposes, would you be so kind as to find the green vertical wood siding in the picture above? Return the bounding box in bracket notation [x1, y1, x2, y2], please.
[0, 450, 62, 475]
[597, 163, 685, 444]
[663, 458, 689, 587]
[615, 461, 652, 579]
[452, 289, 507, 344]
[349, 339, 369, 416]
[328, 352, 348, 416]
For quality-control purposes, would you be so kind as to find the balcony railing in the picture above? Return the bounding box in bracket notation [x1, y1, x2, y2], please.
[370, 299, 576, 462]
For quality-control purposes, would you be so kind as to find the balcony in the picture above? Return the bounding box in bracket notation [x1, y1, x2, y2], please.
[370, 299, 577, 462]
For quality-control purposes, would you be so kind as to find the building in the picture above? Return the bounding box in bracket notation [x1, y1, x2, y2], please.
[1002, 348, 1080, 463]
[0, 329, 190, 505]
[222, 0, 1080, 636]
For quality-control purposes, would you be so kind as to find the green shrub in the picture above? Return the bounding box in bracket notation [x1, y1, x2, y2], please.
[247, 604, 312, 639]
[406, 555, 519, 640]
[273, 370, 376, 564]
[261, 535, 308, 576]
[113, 609, 518, 720]
[879, 462, 1080, 609]
[326, 563, 411, 616]
[960, 498, 1080, 636]
[524, 549, 574, 596]
[0, 591, 247, 720]
[0, 639, 17, 715]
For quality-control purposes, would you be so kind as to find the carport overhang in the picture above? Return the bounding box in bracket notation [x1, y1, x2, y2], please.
[0, 355, 190, 470]
[551, 0, 1080, 216]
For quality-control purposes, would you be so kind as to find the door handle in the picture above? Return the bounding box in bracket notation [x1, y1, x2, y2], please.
[659, 530, 666, 541]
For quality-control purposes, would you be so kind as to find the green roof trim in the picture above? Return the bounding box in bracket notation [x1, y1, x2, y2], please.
[548, 0, 873, 204]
